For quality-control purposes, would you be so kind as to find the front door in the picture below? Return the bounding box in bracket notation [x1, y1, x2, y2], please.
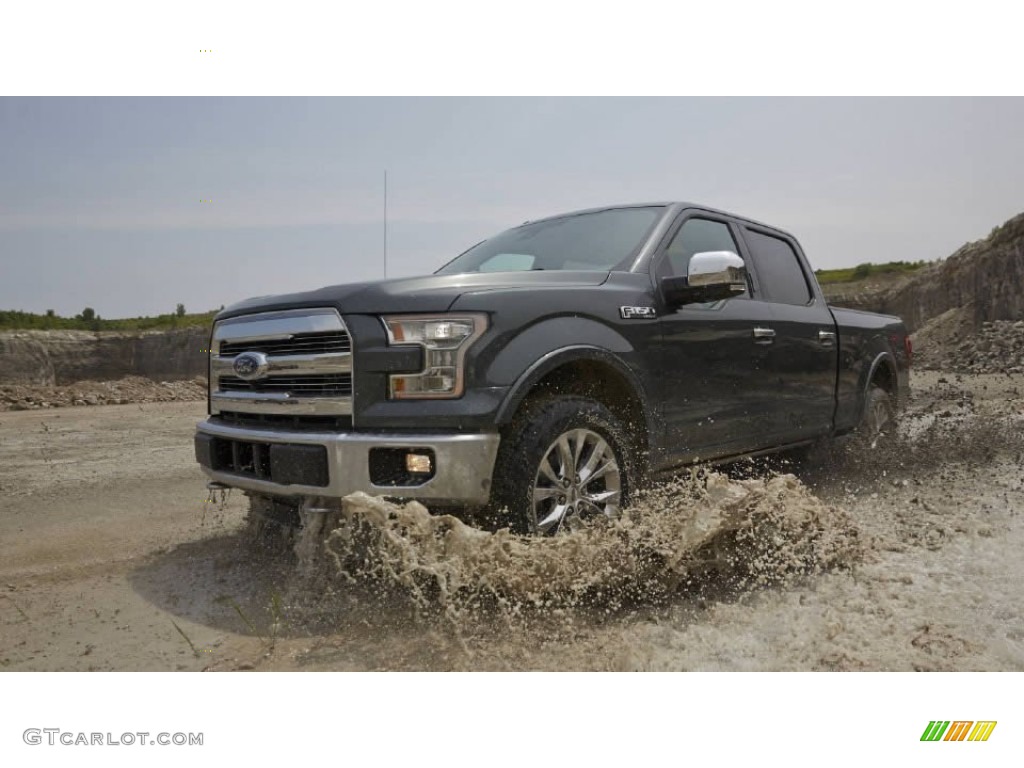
[654, 215, 779, 463]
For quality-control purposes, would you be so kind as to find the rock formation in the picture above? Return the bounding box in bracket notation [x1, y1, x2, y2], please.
[824, 212, 1024, 334]
[0, 327, 208, 385]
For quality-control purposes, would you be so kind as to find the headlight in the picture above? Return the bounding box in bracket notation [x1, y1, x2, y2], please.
[381, 313, 488, 399]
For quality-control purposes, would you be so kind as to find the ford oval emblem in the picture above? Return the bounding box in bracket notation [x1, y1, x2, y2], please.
[232, 351, 269, 381]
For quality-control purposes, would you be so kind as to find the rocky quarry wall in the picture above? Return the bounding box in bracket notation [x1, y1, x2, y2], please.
[0, 327, 209, 385]
[825, 212, 1024, 334]
[825, 212, 1024, 373]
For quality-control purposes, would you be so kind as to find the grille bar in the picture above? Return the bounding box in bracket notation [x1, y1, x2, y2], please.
[216, 411, 353, 431]
[219, 374, 352, 396]
[219, 331, 351, 357]
[210, 352, 351, 377]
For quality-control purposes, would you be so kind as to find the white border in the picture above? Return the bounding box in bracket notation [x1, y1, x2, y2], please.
[2, 1, 1024, 95]
[1, 673, 1019, 766]
[3, 2, 1023, 766]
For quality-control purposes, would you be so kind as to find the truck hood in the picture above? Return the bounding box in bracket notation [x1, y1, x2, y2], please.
[217, 271, 610, 319]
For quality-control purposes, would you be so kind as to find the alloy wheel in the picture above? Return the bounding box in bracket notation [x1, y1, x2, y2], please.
[531, 428, 622, 534]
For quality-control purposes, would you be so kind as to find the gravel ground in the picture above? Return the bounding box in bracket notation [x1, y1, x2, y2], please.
[914, 317, 1024, 374]
[0, 375, 207, 412]
[1, 371, 1022, 671]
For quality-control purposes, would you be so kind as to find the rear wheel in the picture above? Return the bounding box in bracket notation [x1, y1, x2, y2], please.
[489, 395, 634, 535]
[861, 384, 895, 448]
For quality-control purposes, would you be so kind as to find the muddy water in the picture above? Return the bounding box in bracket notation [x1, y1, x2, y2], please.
[307, 472, 860, 626]
[209, 371, 1022, 671]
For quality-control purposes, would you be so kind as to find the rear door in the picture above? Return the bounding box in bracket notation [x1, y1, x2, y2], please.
[739, 226, 838, 442]
[652, 212, 778, 461]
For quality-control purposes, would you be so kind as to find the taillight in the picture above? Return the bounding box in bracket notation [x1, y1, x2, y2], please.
[890, 332, 912, 366]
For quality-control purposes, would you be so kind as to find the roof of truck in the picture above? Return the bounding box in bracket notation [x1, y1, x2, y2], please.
[520, 201, 783, 234]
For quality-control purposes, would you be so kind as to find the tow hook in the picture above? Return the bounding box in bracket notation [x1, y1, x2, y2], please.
[205, 481, 231, 509]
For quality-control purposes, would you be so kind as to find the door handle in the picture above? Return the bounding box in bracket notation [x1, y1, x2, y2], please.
[753, 327, 776, 344]
[818, 330, 836, 346]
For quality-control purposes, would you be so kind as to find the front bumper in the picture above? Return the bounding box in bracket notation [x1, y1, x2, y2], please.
[194, 419, 501, 505]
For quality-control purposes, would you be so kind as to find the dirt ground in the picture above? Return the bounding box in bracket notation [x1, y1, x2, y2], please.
[2, 371, 1023, 671]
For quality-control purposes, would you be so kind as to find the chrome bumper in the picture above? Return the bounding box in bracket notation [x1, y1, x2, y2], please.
[194, 419, 500, 505]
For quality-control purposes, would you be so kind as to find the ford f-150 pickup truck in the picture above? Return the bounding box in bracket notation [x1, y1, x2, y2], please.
[195, 202, 911, 535]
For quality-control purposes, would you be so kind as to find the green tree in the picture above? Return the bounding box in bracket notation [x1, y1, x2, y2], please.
[78, 307, 96, 322]
[851, 263, 873, 280]
[176, 303, 186, 318]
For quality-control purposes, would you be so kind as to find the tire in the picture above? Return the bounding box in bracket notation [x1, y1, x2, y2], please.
[488, 395, 635, 535]
[861, 385, 895, 448]
[242, 494, 299, 554]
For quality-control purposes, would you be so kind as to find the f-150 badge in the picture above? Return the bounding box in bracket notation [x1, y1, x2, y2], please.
[620, 306, 657, 319]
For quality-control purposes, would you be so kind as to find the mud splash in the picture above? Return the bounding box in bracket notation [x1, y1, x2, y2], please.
[260, 376, 1024, 663]
[303, 471, 861, 628]
[801, 378, 1024, 497]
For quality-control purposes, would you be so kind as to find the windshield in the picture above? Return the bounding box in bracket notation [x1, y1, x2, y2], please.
[435, 206, 665, 275]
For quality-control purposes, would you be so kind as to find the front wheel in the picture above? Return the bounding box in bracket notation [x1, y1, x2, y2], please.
[489, 396, 634, 535]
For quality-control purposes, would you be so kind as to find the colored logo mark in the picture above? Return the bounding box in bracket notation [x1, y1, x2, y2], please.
[921, 721, 997, 742]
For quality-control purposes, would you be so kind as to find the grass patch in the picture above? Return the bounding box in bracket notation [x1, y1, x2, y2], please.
[215, 595, 267, 644]
[0, 309, 217, 332]
[170, 619, 201, 659]
[814, 260, 928, 285]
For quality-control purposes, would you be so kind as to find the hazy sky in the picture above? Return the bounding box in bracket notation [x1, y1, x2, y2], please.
[2, 97, 1022, 318]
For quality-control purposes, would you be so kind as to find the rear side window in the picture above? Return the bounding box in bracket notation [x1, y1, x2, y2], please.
[743, 229, 812, 305]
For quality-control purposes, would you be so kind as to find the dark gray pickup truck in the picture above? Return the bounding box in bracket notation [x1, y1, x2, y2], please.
[195, 202, 911, 534]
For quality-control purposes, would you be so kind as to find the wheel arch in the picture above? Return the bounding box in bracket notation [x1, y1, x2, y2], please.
[495, 345, 653, 457]
[861, 351, 897, 422]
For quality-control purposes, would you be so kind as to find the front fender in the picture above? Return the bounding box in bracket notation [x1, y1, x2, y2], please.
[487, 316, 653, 444]
[494, 343, 654, 429]
[486, 315, 634, 387]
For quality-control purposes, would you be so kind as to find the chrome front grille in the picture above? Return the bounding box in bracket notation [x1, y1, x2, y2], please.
[210, 308, 353, 417]
[218, 331, 351, 357]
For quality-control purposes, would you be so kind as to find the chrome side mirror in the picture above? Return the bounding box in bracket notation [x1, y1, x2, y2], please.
[688, 251, 748, 291]
[661, 251, 748, 307]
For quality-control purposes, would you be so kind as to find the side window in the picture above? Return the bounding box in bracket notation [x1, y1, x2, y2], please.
[743, 229, 812, 306]
[661, 218, 742, 277]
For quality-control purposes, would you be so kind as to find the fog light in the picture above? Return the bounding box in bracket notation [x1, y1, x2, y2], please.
[406, 452, 433, 474]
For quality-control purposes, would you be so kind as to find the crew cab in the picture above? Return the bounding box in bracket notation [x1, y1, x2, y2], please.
[194, 202, 911, 534]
